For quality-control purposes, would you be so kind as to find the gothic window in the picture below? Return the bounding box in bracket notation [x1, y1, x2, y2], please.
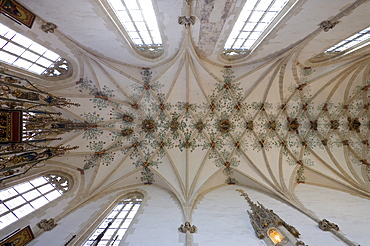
[222, 0, 296, 60]
[105, 0, 163, 58]
[0, 23, 70, 77]
[0, 174, 70, 230]
[309, 26, 370, 63]
[83, 195, 142, 246]
[325, 26, 370, 53]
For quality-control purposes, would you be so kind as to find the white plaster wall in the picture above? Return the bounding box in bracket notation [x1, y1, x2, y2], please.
[192, 185, 347, 246]
[0, 191, 75, 241]
[121, 186, 183, 246]
[5, 183, 364, 246]
[296, 184, 370, 246]
[26, 191, 119, 246]
[24, 185, 183, 246]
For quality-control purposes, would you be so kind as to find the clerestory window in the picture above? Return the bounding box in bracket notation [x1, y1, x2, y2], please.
[223, 0, 295, 60]
[0, 23, 70, 77]
[309, 26, 370, 63]
[105, 0, 163, 58]
[325, 26, 370, 53]
[83, 195, 142, 246]
[0, 174, 70, 230]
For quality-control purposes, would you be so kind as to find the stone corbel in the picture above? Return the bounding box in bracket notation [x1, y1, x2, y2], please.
[37, 218, 57, 231]
[318, 219, 339, 231]
[178, 16, 196, 29]
[178, 221, 197, 233]
[319, 20, 339, 32]
[41, 22, 58, 33]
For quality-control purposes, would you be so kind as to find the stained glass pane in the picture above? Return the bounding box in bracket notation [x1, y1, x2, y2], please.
[38, 183, 54, 194]
[0, 188, 18, 200]
[12, 34, 33, 48]
[13, 204, 33, 218]
[30, 196, 48, 209]
[44, 190, 61, 201]
[0, 204, 8, 214]
[4, 196, 26, 209]
[0, 212, 17, 229]
[22, 189, 41, 201]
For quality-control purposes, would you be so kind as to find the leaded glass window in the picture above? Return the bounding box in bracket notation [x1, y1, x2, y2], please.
[309, 26, 370, 63]
[83, 196, 142, 246]
[325, 26, 370, 53]
[105, 0, 163, 58]
[0, 23, 70, 77]
[223, 0, 295, 59]
[0, 174, 70, 230]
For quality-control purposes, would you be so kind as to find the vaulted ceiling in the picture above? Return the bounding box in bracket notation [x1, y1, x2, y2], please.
[6, 0, 370, 213]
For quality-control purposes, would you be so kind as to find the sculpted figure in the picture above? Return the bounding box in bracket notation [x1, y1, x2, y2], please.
[37, 218, 57, 231]
[178, 221, 196, 233]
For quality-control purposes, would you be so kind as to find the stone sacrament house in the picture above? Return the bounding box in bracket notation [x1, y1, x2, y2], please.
[0, 0, 369, 245]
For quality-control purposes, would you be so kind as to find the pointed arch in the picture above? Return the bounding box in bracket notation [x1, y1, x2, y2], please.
[82, 192, 143, 246]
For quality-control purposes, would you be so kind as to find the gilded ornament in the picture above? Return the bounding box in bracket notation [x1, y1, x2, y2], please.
[121, 129, 133, 137]
[330, 120, 339, 130]
[142, 119, 155, 132]
[287, 118, 299, 132]
[219, 119, 231, 132]
[268, 121, 276, 131]
[348, 117, 361, 132]
[246, 121, 254, 130]
[195, 121, 204, 131]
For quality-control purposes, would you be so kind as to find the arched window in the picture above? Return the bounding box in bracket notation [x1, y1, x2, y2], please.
[83, 195, 142, 246]
[222, 0, 297, 60]
[325, 26, 370, 53]
[309, 26, 370, 62]
[0, 174, 70, 230]
[104, 0, 163, 58]
[0, 23, 70, 77]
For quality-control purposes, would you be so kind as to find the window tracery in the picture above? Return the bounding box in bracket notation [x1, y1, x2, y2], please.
[0, 173, 70, 230]
[0, 23, 71, 77]
[83, 194, 143, 246]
